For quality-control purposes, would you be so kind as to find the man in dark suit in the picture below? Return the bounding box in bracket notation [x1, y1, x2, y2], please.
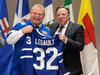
[50, 6, 84, 75]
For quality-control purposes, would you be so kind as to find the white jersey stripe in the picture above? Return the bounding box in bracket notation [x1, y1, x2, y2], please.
[20, 56, 33, 59]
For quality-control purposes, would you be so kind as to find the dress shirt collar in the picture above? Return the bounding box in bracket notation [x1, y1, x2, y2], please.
[34, 24, 42, 28]
[30, 20, 42, 28]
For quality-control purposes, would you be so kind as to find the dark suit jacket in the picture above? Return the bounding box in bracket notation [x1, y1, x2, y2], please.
[50, 21, 84, 75]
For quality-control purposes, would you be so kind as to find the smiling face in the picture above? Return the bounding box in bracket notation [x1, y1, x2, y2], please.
[56, 8, 70, 26]
[30, 6, 45, 25]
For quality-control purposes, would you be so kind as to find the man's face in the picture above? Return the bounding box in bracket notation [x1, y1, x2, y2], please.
[30, 7, 45, 25]
[56, 8, 70, 26]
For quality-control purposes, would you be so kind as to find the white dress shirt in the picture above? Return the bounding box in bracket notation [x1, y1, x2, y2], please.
[54, 21, 69, 44]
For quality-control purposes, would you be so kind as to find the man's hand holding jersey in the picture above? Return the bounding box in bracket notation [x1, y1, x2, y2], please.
[22, 25, 33, 34]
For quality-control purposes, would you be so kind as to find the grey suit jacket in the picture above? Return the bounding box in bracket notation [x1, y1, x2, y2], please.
[50, 21, 84, 75]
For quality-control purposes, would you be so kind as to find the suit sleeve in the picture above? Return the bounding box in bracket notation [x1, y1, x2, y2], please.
[65, 25, 84, 51]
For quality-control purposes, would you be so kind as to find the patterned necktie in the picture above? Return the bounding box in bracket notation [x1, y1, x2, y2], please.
[58, 26, 64, 32]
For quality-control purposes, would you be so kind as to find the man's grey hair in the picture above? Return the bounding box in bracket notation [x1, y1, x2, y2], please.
[31, 4, 45, 14]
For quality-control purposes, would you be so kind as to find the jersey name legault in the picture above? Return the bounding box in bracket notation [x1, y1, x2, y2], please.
[35, 38, 55, 46]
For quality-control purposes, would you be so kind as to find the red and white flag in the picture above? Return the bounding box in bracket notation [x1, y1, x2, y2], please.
[0, 17, 9, 37]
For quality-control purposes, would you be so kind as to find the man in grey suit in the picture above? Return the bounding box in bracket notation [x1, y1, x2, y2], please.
[50, 6, 84, 75]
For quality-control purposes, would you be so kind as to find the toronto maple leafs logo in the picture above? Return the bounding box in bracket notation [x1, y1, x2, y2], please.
[21, 22, 26, 25]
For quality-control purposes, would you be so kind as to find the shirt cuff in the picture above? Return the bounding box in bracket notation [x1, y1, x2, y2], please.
[20, 29, 24, 36]
[64, 38, 68, 44]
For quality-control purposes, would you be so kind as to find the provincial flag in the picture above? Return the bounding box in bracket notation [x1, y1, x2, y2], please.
[64, 0, 74, 22]
[43, 0, 54, 28]
[13, 0, 30, 27]
[77, 0, 99, 75]
[0, 0, 13, 75]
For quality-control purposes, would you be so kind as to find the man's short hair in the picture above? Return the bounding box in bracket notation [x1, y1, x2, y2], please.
[56, 6, 70, 14]
[31, 4, 45, 14]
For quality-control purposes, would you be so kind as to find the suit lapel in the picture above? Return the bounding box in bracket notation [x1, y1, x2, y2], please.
[65, 21, 73, 36]
[52, 23, 59, 36]
[51, 21, 73, 37]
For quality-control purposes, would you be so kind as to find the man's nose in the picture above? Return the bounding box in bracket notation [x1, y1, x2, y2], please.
[36, 14, 39, 17]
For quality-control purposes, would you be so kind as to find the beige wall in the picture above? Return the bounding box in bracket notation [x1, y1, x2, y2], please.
[6, 0, 100, 72]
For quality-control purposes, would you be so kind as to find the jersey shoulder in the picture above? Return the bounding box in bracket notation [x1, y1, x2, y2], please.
[12, 20, 31, 30]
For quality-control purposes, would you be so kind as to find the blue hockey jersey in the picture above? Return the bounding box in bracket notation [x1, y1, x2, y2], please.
[20, 28, 65, 75]
[7, 20, 51, 75]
